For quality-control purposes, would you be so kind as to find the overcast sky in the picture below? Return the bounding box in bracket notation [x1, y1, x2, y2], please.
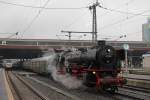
[0, 0, 150, 41]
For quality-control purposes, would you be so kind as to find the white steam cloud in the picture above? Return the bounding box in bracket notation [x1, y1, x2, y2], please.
[43, 53, 83, 89]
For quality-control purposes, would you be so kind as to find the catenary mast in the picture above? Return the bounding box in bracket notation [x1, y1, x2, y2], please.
[61, 0, 101, 44]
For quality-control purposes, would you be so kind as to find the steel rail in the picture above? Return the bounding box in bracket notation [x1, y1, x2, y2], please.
[28, 76, 83, 100]
[6, 70, 50, 100]
[123, 85, 150, 93]
[116, 87, 150, 100]
[5, 70, 22, 100]
[13, 72, 50, 100]
[115, 92, 144, 100]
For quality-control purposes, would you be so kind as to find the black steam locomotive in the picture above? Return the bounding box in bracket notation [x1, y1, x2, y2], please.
[56, 41, 126, 93]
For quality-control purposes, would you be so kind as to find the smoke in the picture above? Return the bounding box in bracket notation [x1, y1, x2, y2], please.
[44, 53, 83, 89]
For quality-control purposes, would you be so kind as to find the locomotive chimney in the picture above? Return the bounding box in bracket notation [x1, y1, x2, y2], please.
[97, 40, 106, 46]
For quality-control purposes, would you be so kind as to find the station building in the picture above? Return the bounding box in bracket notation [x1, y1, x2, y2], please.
[142, 18, 150, 42]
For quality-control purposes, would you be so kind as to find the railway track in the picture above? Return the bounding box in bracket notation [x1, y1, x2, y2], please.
[6, 70, 83, 100]
[115, 86, 150, 100]
[21, 75, 115, 100]
[18, 71, 148, 100]
[123, 85, 150, 93]
[4, 70, 20, 100]
[20, 75, 83, 100]
[9, 70, 150, 100]
[28, 75, 150, 100]
[115, 91, 145, 100]
[5, 70, 49, 100]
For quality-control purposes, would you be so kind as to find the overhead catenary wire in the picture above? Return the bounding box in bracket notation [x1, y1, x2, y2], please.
[6, 32, 18, 39]
[62, 10, 89, 30]
[97, 0, 135, 17]
[0, 0, 86, 10]
[1, 32, 18, 41]
[100, 6, 150, 17]
[0, 33, 15, 34]
[21, 0, 51, 37]
[0, 0, 149, 40]
[99, 9, 150, 30]
[0, 0, 148, 20]
[99, 30, 141, 41]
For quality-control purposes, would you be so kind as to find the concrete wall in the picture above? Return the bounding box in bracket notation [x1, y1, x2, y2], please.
[142, 54, 150, 70]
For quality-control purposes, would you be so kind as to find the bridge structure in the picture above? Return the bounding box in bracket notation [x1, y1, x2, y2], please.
[0, 38, 150, 67]
[0, 39, 92, 59]
[0, 45, 45, 59]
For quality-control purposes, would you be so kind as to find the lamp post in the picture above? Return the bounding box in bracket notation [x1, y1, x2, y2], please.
[123, 44, 129, 73]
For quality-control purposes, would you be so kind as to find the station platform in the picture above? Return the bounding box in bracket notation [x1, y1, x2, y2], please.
[123, 74, 150, 81]
[0, 68, 13, 100]
[123, 73, 150, 89]
[128, 68, 150, 75]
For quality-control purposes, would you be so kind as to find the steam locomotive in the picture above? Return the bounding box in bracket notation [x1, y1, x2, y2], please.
[23, 41, 126, 93]
[55, 40, 126, 92]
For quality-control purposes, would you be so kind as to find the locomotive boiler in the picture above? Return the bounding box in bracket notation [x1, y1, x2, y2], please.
[56, 41, 126, 92]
